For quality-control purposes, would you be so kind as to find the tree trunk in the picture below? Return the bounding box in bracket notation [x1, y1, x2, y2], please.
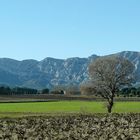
[107, 100, 114, 113]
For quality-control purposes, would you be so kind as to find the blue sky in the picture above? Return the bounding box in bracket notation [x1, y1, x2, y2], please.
[0, 0, 140, 60]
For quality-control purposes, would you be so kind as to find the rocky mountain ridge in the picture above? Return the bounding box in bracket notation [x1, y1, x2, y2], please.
[0, 51, 139, 89]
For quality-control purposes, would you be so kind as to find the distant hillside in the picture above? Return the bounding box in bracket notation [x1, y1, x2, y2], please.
[0, 51, 139, 89]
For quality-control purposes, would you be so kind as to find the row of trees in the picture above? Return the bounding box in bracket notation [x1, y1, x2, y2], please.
[0, 85, 79, 95]
[0, 86, 77, 95]
[0, 86, 59, 95]
[1, 84, 140, 97]
[120, 87, 140, 97]
[80, 85, 140, 97]
[0, 87, 38, 95]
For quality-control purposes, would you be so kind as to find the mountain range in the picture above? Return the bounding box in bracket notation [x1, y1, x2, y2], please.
[0, 51, 140, 89]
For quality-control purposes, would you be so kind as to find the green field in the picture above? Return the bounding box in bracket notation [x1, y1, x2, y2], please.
[0, 101, 140, 117]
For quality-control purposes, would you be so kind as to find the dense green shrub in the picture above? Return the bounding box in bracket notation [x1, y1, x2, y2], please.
[120, 87, 140, 97]
[41, 88, 49, 94]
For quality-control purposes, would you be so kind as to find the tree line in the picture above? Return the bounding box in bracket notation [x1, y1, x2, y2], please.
[0, 85, 80, 96]
[119, 87, 140, 97]
[0, 84, 140, 98]
[0, 85, 79, 95]
[0, 86, 52, 95]
[0, 86, 38, 95]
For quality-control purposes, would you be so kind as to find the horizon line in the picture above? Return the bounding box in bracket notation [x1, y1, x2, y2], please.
[0, 51, 139, 61]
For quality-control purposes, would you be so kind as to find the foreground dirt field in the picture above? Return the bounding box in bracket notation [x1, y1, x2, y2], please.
[0, 114, 139, 140]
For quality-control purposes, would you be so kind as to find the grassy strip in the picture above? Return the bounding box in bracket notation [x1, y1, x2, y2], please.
[0, 101, 139, 118]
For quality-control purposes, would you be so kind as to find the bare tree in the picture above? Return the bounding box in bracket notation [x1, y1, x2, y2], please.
[88, 56, 135, 113]
[65, 85, 80, 95]
[80, 83, 96, 96]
